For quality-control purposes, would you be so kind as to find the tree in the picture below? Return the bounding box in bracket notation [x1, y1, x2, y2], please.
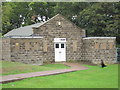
[2, 2, 56, 35]
[2, 2, 30, 34]
[54, 2, 91, 24]
[77, 2, 120, 44]
[2, 2, 120, 45]
[27, 2, 56, 23]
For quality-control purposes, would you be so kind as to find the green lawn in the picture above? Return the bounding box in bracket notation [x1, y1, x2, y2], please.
[2, 63, 118, 88]
[0, 61, 69, 76]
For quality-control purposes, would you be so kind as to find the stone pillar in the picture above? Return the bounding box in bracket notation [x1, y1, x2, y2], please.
[1, 38, 11, 61]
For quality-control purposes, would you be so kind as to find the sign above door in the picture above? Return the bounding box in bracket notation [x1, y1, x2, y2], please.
[54, 38, 66, 43]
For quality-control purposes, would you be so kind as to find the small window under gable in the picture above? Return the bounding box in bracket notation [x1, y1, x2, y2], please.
[56, 21, 62, 27]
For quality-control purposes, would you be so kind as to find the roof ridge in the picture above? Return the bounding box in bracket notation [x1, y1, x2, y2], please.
[32, 13, 61, 28]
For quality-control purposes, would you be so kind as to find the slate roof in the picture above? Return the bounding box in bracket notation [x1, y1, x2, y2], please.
[4, 23, 42, 37]
[4, 14, 60, 37]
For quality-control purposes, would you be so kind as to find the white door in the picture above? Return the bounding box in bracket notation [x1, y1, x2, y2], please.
[55, 43, 66, 62]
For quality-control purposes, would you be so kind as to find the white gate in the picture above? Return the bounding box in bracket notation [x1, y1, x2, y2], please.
[54, 38, 66, 62]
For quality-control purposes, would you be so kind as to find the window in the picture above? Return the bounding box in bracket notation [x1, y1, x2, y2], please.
[61, 44, 64, 48]
[15, 43, 19, 46]
[58, 21, 61, 25]
[56, 44, 59, 48]
[56, 21, 62, 26]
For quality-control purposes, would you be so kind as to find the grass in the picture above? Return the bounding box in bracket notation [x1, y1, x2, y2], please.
[0, 61, 70, 76]
[2, 63, 118, 88]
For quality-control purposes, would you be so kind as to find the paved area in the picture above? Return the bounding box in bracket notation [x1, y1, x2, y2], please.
[0, 62, 88, 83]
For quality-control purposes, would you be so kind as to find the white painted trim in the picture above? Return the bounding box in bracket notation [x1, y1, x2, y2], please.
[83, 37, 116, 39]
[54, 38, 66, 43]
[54, 38, 66, 62]
[11, 36, 43, 38]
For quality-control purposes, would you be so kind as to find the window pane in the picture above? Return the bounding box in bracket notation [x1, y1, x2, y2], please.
[61, 44, 64, 48]
[56, 44, 59, 48]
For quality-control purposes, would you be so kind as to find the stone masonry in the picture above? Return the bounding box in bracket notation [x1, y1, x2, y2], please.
[82, 37, 116, 64]
[1, 14, 117, 65]
[33, 14, 85, 63]
[2, 38, 11, 61]
[2, 38, 43, 65]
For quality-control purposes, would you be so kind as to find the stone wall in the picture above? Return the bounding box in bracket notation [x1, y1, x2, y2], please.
[33, 14, 85, 63]
[82, 37, 117, 64]
[10, 38, 43, 65]
[1, 38, 11, 61]
[1, 14, 117, 65]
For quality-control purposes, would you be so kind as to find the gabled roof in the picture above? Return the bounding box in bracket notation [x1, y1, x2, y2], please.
[4, 14, 60, 37]
[4, 14, 84, 37]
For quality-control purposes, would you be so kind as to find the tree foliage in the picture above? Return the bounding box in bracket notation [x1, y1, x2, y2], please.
[2, 2, 120, 44]
[76, 2, 120, 44]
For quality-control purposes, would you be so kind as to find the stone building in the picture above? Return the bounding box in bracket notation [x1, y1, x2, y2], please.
[1, 14, 117, 65]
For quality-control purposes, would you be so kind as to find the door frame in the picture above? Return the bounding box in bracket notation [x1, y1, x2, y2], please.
[54, 38, 66, 62]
